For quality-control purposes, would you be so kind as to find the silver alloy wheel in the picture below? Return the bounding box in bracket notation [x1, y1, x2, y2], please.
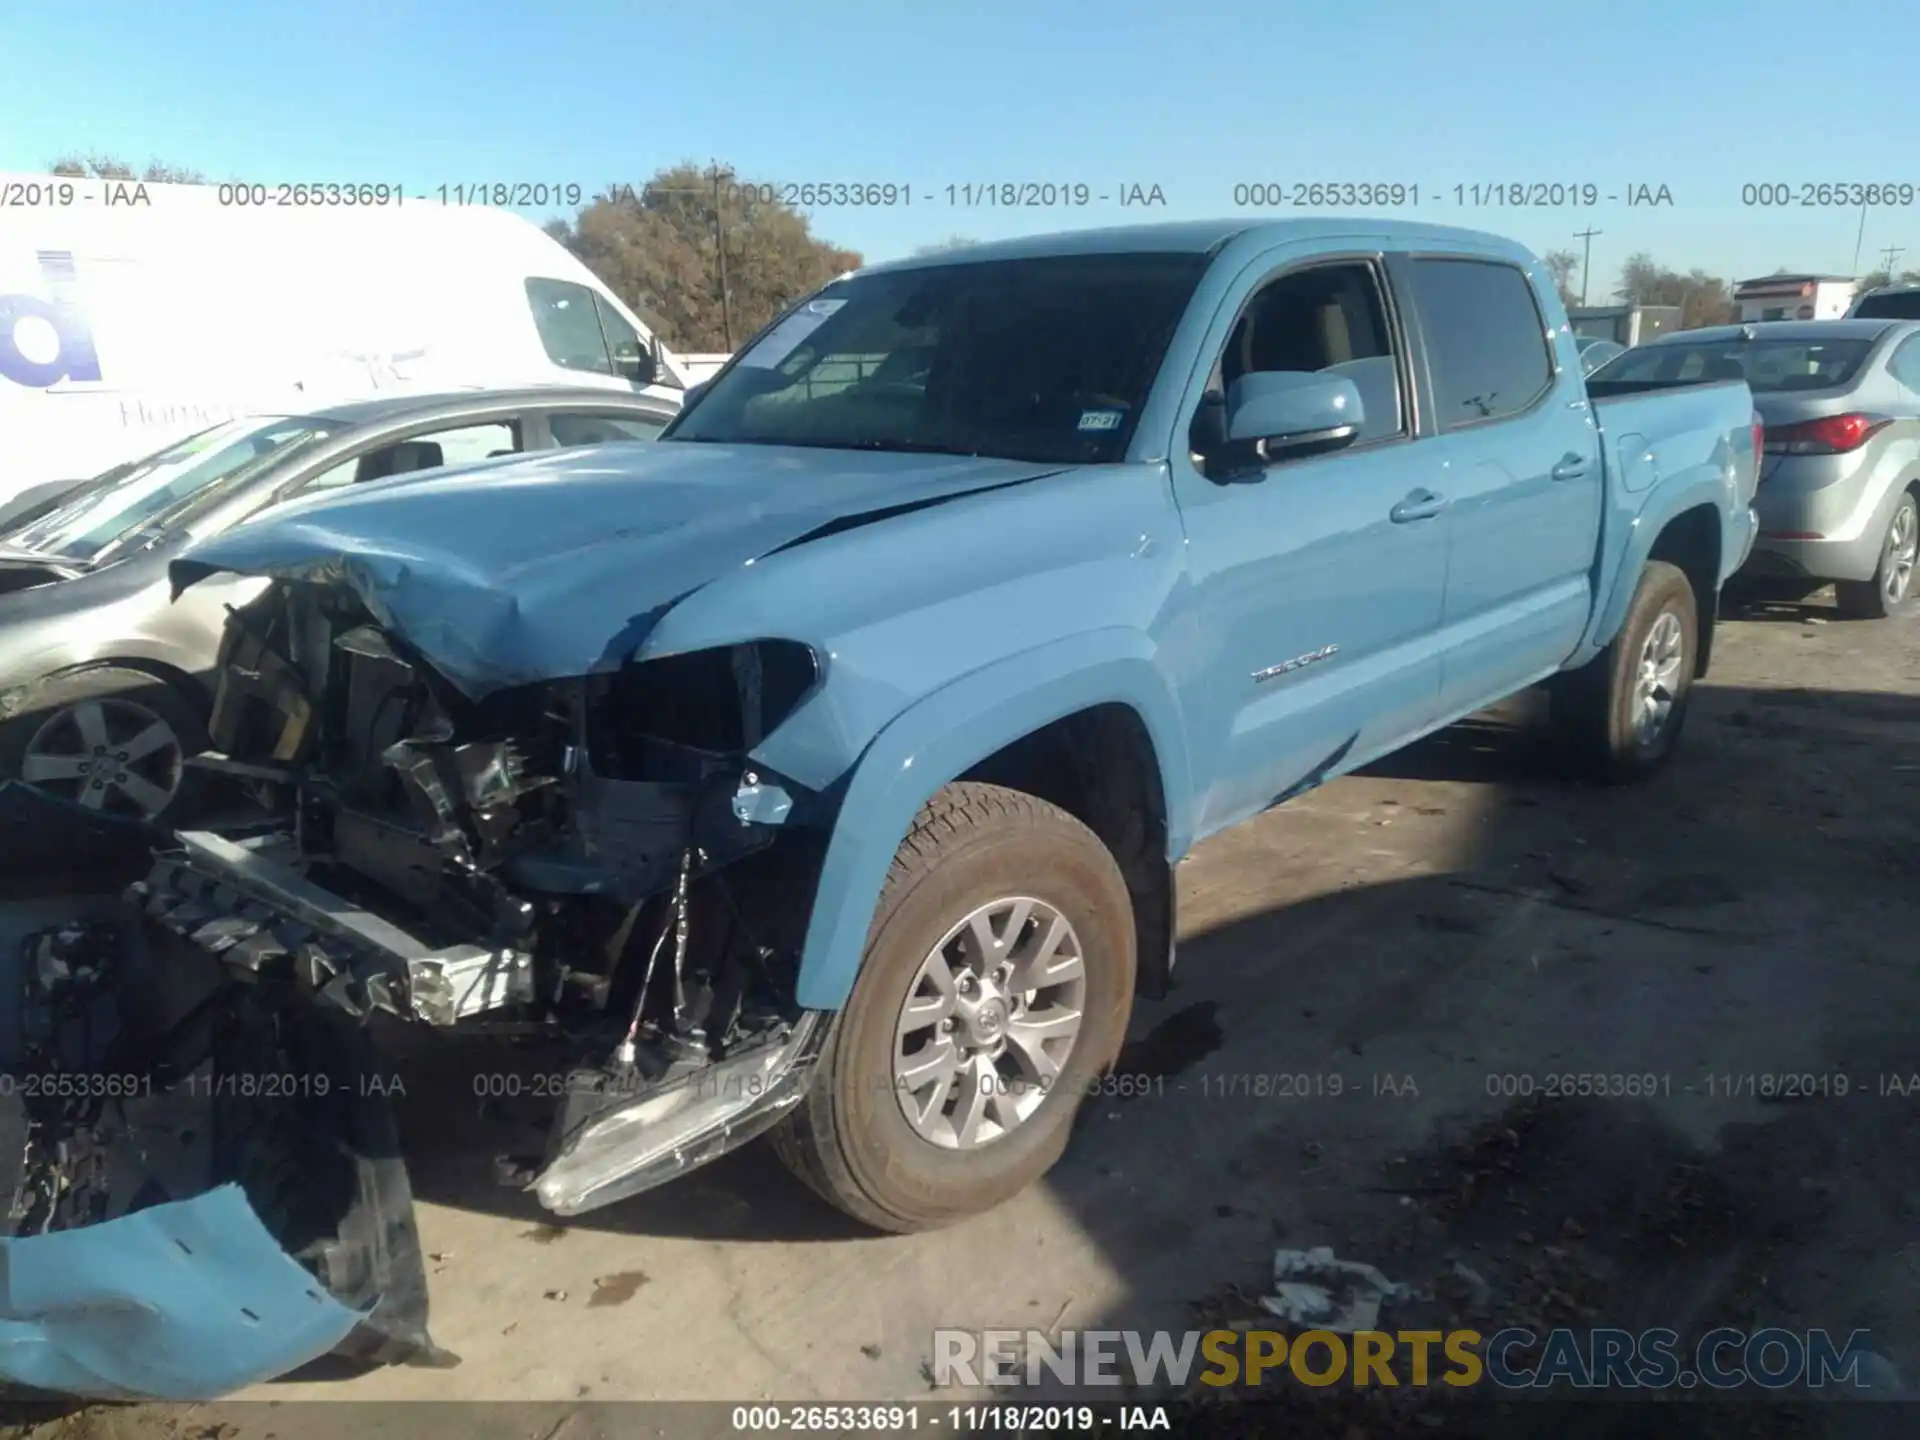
[892, 895, 1088, 1150]
[1884, 498, 1917, 604]
[20, 697, 184, 818]
[1631, 610, 1686, 748]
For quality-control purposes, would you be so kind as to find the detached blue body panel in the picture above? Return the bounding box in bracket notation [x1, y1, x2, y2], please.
[0, 1184, 362, 1401]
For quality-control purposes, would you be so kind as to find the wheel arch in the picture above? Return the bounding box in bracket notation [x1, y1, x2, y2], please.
[1582, 491, 1725, 677]
[792, 629, 1192, 1012]
[36, 653, 214, 718]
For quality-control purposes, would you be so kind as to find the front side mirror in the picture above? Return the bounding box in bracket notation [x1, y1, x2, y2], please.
[1226, 371, 1364, 456]
[681, 379, 711, 409]
[614, 342, 659, 387]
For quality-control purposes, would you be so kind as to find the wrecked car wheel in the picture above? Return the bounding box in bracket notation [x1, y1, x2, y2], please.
[771, 782, 1134, 1232]
[0, 665, 205, 823]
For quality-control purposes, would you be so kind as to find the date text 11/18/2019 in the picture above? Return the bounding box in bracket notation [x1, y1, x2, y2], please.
[729, 1403, 1170, 1432]
[1229, 182, 1675, 208]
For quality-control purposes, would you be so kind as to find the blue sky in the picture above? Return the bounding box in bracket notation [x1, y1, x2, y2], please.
[4, 0, 1918, 290]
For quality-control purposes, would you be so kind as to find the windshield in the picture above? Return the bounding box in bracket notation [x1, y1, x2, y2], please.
[667, 252, 1210, 464]
[1595, 337, 1874, 393]
[6, 416, 333, 563]
[1853, 291, 1920, 320]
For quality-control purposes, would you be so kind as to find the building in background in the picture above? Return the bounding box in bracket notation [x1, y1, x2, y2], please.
[1731, 274, 1857, 323]
[1566, 304, 1684, 347]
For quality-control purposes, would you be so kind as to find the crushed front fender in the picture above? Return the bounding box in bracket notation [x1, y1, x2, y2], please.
[0, 1182, 362, 1400]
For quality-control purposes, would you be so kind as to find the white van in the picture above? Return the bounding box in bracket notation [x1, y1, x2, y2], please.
[0, 173, 688, 504]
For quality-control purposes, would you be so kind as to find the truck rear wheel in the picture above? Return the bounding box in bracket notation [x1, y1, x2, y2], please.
[770, 782, 1136, 1233]
[1551, 560, 1698, 784]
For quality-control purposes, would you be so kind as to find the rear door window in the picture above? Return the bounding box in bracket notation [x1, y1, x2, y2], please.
[1405, 259, 1554, 429]
[296, 421, 523, 494]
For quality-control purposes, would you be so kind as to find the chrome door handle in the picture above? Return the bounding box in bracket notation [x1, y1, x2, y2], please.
[1551, 452, 1591, 481]
[1390, 489, 1447, 523]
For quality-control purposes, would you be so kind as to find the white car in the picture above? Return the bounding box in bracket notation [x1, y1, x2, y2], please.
[0, 173, 689, 505]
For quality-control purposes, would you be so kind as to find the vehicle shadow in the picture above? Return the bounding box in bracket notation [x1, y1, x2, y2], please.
[1720, 578, 1849, 625]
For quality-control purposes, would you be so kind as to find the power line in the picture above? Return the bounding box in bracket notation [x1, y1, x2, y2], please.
[1574, 227, 1602, 306]
[710, 162, 735, 351]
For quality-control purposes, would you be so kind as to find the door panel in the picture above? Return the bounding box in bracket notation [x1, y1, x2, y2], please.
[1401, 256, 1600, 715]
[1166, 250, 1449, 835]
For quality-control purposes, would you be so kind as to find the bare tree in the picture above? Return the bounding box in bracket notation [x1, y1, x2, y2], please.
[47, 153, 207, 184]
[911, 237, 980, 257]
[1617, 252, 1736, 329]
[1542, 249, 1580, 310]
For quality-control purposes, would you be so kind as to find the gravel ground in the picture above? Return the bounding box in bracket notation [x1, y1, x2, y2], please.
[4, 581, 1918, 1440]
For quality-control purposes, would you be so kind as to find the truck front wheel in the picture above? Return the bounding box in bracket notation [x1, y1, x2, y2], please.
[1551, 559, 1699, 784]
[770, 782, 1136, 1233]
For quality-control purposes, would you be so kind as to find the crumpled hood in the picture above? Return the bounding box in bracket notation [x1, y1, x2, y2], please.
[171, 442, 1064, 698]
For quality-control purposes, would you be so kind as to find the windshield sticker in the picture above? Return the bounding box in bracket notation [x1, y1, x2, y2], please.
[1077, 408, 1124, 432]
[737, 298, 849, 370]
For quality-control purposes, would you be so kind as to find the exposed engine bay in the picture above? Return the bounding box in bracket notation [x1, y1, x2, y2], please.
[2, 578, 838, 1385]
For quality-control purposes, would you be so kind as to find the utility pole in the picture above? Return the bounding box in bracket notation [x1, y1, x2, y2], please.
[1851, 203, 1869, 277]
[710, 162, 735, 350]
[1574, 226, 1602, 306]
[1878, 244, 1905, 283]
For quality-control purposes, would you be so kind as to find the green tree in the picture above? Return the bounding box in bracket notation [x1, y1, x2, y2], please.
[47, 153, 207, 183]
[547, 162, 862, 353]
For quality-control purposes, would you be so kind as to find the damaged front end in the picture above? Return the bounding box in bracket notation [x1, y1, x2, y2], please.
[157, 579, 833, 1217]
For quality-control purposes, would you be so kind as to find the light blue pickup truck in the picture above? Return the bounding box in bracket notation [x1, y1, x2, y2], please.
[3, 218, 1760, 1395]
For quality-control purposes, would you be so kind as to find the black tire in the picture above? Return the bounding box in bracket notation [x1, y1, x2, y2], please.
[1835, 490, 1918, 620]
[770, 782, 1136, 1233]
[0, 665, 207, 825]
[1550, 560, 1699, 784]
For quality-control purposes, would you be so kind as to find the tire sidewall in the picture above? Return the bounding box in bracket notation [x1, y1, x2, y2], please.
[825, 808, 1135, 1221]
[1610, 565, 1697, 771]
[1880, 493, 1918, 615]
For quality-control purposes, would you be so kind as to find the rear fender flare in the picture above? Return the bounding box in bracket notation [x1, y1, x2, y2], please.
[1573, 478, 1726, 665]
[792, 628, 1193, 1011]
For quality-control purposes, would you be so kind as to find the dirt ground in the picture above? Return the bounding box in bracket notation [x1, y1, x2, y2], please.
[4, 582, 1918, 1439]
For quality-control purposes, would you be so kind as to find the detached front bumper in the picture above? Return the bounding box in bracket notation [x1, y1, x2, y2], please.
[0, 1185, 362, 1400]
[138, 827, 829, 1219]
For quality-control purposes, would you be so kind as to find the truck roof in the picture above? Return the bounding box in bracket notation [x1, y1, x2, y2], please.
[859, 217, 1537, 275]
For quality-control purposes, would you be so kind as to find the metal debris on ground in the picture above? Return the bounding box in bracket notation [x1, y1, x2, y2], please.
[1259, 1246, 1421, 1332]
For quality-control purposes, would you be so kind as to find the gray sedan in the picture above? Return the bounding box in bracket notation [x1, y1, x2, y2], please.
[1590, 320, 1920, 617]
[0, 386, 678, 821]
